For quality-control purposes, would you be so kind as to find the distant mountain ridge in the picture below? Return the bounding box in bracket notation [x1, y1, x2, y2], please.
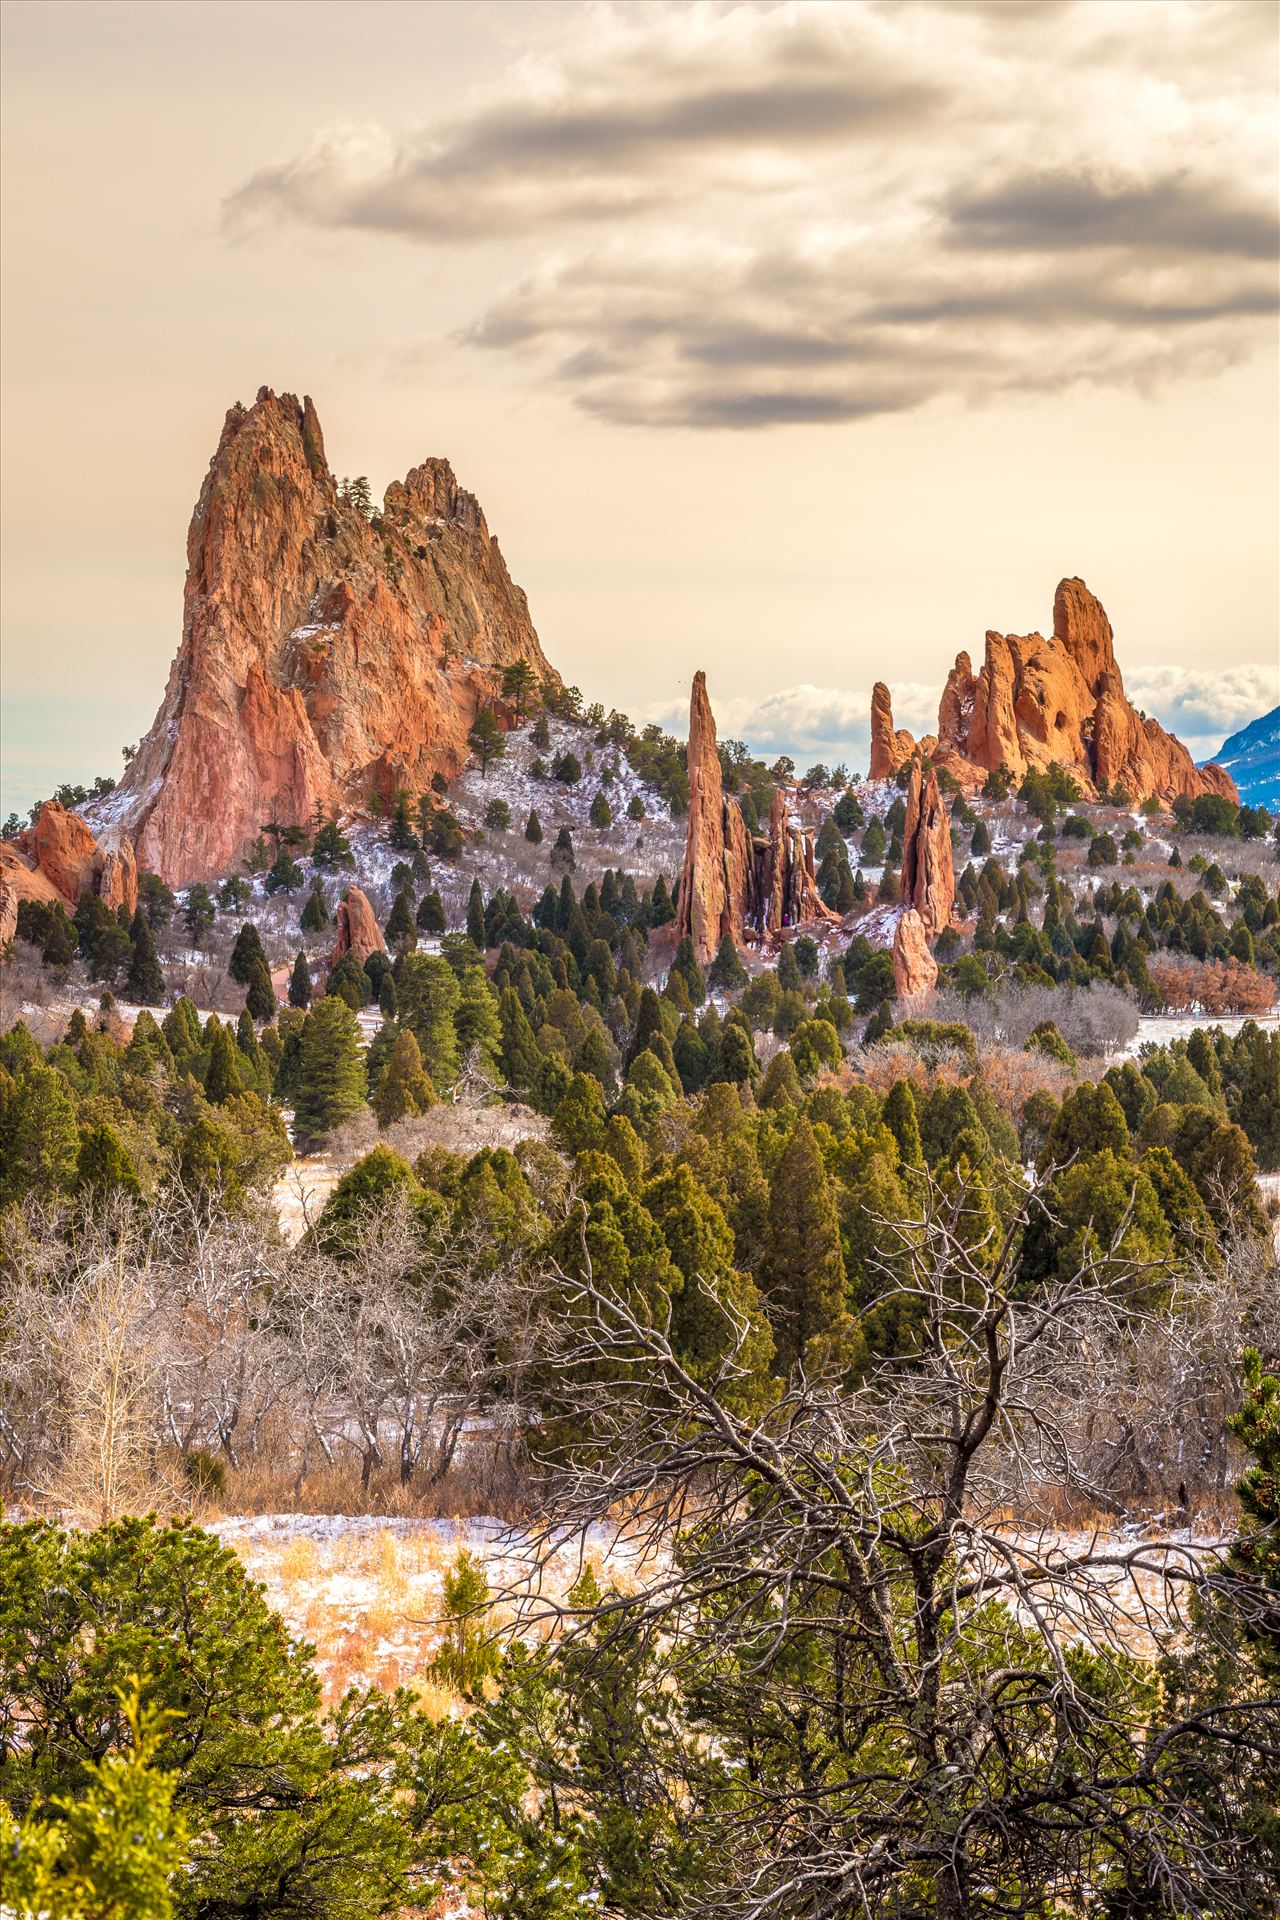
[1203, 706, 1280, 809]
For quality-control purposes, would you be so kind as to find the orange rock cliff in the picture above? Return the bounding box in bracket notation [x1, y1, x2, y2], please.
[676, 671, 837, 967]
[89, 387, 558, 886]
[870, 578, 1237, 807]
[0, 801, 137, 947]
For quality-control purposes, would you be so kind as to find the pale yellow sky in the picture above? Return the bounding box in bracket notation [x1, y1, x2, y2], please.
[2, 0, 1277, 814]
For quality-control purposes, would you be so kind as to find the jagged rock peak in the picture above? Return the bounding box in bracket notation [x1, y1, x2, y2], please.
[676, 672, 837, 967]
[870, 576, 1237, 808]
[91, 387, 558, 886]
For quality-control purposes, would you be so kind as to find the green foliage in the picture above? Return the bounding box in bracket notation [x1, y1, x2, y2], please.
[0, 1516, 420, 1918]
[294, 995, 366, 1149]
[126, 907, 165, 1006]
[468, 707, 506, 775]
[430, 1553, 502, 1697]
[0, 1689, 189, 1920]
[288, 949, 312, 1008]
[396, 952, 461, 1087]
[371, 1028, 436, 1127]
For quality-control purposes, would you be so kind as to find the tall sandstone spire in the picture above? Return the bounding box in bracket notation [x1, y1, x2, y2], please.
[95, 388, 558, 885]
[676, 672, 837, 966]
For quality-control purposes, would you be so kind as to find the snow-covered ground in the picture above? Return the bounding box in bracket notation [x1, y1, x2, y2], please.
[212, 1510, 658, 1704]
[1123, 1010, 1280, 1056]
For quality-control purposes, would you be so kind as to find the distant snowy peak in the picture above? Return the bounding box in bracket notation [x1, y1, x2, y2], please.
[1202, 706, 1280, 809]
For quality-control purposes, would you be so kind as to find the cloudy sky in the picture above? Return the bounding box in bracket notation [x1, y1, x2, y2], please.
[2, 0, 1276, 813]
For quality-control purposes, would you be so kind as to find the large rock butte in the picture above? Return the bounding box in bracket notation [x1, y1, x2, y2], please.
[870, 578, 1237, 807]
[88, 388, 557, 886]
[676, 672, 838, 966]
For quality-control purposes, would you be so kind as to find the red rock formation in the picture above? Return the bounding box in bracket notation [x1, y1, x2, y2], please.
[878, 578, 1237, 807]
[92, 388, 558, 885]
[892, 909, 938, 1000]
[0, 801, 138, 941]
[0, 844, 66, 947]
[676, 672, 734, 966]
[676, 673, 838, 965]
[869, 682, 918, 781]
[329, 885, 385, 971]
[901, 761, 955, 939]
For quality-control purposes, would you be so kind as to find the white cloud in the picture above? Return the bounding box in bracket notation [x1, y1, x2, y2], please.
[225, 0, 1278, 429]
[1124, 661, 1280, 758]
[644, 661, 1279, 771]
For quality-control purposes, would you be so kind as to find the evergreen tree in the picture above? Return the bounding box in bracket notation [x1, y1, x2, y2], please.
[371, 1027, 436, 1126]
[396, 952, 461, 1087]
[467, 880, 486, 950]
[265, 851, 304, 894]
[228, 922, 265, 986]
[183, 884, 215, 945]
[416, 891, 446, 933]
[244, 953, 276, 1022]
[882, 1078, 924, 1169]
[501, 659, 537, 723]
[388, 790, 418, 851]
[762, 1116, 848, 1374]
[707, 932, 748, 993]
[300, 880, 329, 932]
[311, 818, 353, 866]
[294, 996, 366, 1149]
[455, 973, 504, 1080]
[589, 790, 612, 829]
[671, 935, 706, 1006]
[288, 950, 312, 1009]
[3, 1064, 79, 1204]
[468, 707, 505, 775]
[499, 988, 541, 1089]
[385, 889, 417, 951]
[326, 950, 372, 1010]
[552, 826, 576, 870]
[126, 906, 165, 1006]
[205, 1023, 242, 1104]
[73, 1121, 142, 1190]
[525, 808, 543, 844]
[640, 875, 671, 930]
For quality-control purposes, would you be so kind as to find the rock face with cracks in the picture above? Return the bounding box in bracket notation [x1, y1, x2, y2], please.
[329, 886, 386, 971]
[892, 908, 939, 1000]
[901, 761, 954, 939]
[0, 801, 138, 945]
[90, 387, 558, 886]
[870, 681, 921, 782]
[676, 671, 837, 966]
[870, 579, 1237, 807]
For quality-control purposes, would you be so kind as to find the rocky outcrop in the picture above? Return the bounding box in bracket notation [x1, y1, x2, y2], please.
[329, 886, 385, 971]
[901, 761, 954, 939]
[869, 682, 918, 782]
[90, 388, 558, 886]
[892, 909, 938, 1000]
[874, 579, 1237, 808]
[676, 673, 734, 967]
[676, 672, 838, 965]
[0, 800, 138, 943]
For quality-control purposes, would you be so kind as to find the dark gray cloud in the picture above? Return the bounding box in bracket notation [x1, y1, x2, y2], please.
[947, 172, 1279, 260]
[226, 0, 1278, 430]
